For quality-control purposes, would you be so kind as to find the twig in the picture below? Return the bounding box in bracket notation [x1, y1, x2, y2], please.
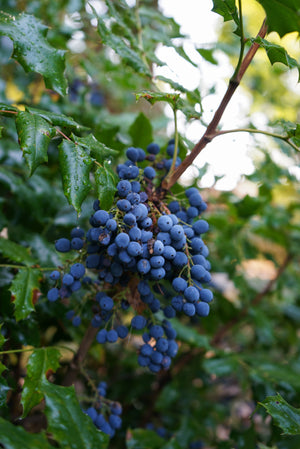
[216, 128, 300, 152]
[162, 19, 268, 190]
[62, 324, 98, 386]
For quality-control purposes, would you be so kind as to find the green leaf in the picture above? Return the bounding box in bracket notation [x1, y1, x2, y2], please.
[0, 324, 6, 348]
[171, 319, 211, 349]
[156, 76, 188, 93]
[58, 140, 93, 212]
[0, 238, 37, 266]
[135, 91, 180, 108]
[0, 417, 53, 449]
[10, 268, 41, 321]
[203, 355, 240, 376]
[0, 103, 18, 116]
[126, 429, 166, 449]
[254, 37, 300, 82]
[26, 106, 88, 132]
[43, 382, 109, 449]
[0, 12, 67, 96]
[259, 393, 300, 435]
[92, 6, 151, 77]
[94, 163, 117, 210]
[211, 0, 240, 33]
[255, 0, 300, 37]
[0, 372, 10, 409]
[196, 48, 218, 65]
[21, 348, 61, 417]
[15, 111, 52, 175]
[71, 133, 118, 163]
[129, 112, 153, 149]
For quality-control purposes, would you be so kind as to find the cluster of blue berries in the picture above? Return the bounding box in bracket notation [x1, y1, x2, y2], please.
[83, 381, 122, 438]
[47, 140, 213, 375]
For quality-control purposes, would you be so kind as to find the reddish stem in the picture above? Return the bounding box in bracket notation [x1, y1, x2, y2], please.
[162, 19, 268, 190]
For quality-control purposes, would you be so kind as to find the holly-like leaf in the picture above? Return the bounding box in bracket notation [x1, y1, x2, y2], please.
[94, 163, 117, 211]
[0, 417, 54, 449]
[92, 6, 151, 77]
[0, 238, 37, 266]
[129, 113, 153, 149]
[0, 103, 18, 116]
[254, 37, 300, 82]
[26, 106, 88, 132]
[0, 12, 67, 95]
[43, 382, 109, 449]
[21, 348, 61, 417]
[71, 133, 118, 163]
[255, 0, 300, 37]
[156, 76, 188, 93]
[259, 393, 300, 435]
[211, 0, 240, 34]
[58, 140, 93, 213]
[10, 268, 41, 321]
[15, 111, 52, 175]
[136, 91, 180, 108]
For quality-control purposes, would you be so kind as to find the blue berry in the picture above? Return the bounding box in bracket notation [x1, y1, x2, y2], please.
[49, 270, 60, 281]
[200, 289, 213, 303]
[172, 277, 187, 292]
[116, 325, 129, 339]
[193, 219, 209, 234]
[195, 302, 210, 317]
[117, 180, 131, 196]
[149, 325, 164, 339]
[70, 263, 85, 279]
[137, 259, 151, 274]
[147, 142, 160, 154]
[144, 166, 156, 179]
[62, 273, 74, 286]
[72, 315, 81, 327]
[55, 238, 71, 252]
[107, 329, 118, 343]
[126, 147, 139, 162]
[93, 210, 109, 225]
[47, 287, 59, 302]
[71, 237, 84, 250]
[106, 218, 117, 231]
[131, 315, 147, 330]
[96, 329, 107, 343]
[157, 215, 173, 231]
[100, 296, 114, 311]
[184, 286, 200, 303]
[115, 233, 130, 249]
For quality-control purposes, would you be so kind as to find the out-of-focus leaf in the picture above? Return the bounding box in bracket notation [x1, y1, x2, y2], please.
[92, 6, 150, 77]
[58, 140, 93, 213]
[126, 429, 166, 449]
[0, 12, 67, 95]
[172, 319, 211, 349]
[94, 162, 117, 210]
[259, 393, 300, 435]
[255, 0, 300, 37]
[71, 133, 118, 163]
[197, 48, 218, 65]
[0, 417, 53, 449]
[136, 91, 180, 108]
[26, 106, 88, 131]
[129, 112, 153, 149]
[156, 76, 188, 93]
[203, 355, 240, 376]
[0, 238, 37, 266]
[10, 268, 41, 321]
[43, 382, 109, 448]
[21, 348, 61, 417]
[15, 111, 52, 175]
[254, 37, 300, 82]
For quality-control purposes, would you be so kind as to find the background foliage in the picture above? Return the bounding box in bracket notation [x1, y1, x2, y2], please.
[0, 1, 299, 448]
